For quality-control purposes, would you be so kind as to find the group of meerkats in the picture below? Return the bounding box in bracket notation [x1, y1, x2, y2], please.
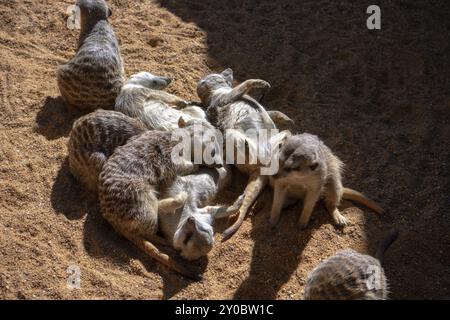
[57, 0, 398, 299]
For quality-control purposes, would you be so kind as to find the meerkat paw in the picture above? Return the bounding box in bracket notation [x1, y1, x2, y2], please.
[252, 79, 271, 90]
[333, 214, 348, 227]
[269, 216, 280, 228]
[174, 191, 188, 206]
[174, 100, 189, 108]
[298, 219, 310, 230]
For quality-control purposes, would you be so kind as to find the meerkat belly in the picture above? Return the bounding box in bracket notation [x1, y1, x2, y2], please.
[286, 184, 308, 199]
[269, 175, 310, 199]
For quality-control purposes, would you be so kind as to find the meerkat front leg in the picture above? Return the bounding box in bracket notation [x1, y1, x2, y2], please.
[216, 79, 271, 106]
[152, 91, 190, 109]
[269, 181, 288, 227]
[158, 192, 188, 214]
[298, 190, 321, 229]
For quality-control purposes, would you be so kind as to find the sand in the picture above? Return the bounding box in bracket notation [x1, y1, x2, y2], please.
[0, 0, 449, 299]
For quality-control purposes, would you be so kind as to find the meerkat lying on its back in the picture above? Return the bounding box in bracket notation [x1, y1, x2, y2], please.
[58, 0, 124, 111]
[304, 229, 399, 300]
[115, 72, 206, 131]
[68, 110, 146, 192]
[197, 68, 292, 241]
[98, 120, 221, 280]
[269, 133, 384, 228]
[159, 166, 243, 261]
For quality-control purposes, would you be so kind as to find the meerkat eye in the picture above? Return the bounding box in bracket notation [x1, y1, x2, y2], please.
[183, 232, 193, 245]
[310, 163, 318, 171]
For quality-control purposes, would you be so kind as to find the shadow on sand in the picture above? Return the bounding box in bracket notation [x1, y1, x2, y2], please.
[51, 158, 208, 299]
[34, 96, 86, 140]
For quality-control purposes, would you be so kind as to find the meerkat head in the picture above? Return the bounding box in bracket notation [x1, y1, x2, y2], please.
[197, 68, 234, 105]
[77, 0, 112, 27]
[125, 72, 172, 90]
[277, 134, 324, 178]
[173, 214, 214, 261]
[178, 117, 223, 167]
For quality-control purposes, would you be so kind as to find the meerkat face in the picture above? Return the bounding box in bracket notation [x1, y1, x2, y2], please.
[125, 72, 172, 90]
[173, 215, 214, 261]
[276, 137, 322, 179]
[77, 0, 112, 25]
[197, 68, 234, 104]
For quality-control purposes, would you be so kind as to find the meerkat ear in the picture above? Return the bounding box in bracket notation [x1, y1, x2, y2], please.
[221, 68, 234, 84]
[178, 116, 186, 128]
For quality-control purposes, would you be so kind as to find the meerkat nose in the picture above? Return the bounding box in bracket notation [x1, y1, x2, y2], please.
[163, 77, 172, 85]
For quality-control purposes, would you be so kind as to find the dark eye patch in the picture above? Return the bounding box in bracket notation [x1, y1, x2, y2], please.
[310, 163, 318, 171]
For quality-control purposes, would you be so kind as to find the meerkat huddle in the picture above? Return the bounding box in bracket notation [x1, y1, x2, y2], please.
[59, 0, 396, 298]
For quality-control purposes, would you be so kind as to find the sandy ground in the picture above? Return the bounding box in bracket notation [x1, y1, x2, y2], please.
[0, 0, 449, 299]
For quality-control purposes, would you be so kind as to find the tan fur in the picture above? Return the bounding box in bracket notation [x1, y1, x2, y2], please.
[304, 250, 388, 300]
[197, 68, 291, 241]
[304, 230, 398, 300]
[98, 122, 220, 280]
[57, 0, 124, 111]
[68, 110, 146, 192]
[269, 133, 383, 228]
[114, 72, 206, 131]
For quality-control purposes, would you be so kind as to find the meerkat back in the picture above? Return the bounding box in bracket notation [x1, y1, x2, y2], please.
[304, 250, 387, 300]
[304, 230, 398, 300]
[68, 110, 146, 192]
[57, 0, 124, 111]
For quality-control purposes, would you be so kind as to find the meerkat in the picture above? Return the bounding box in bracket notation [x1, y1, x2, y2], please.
[97, 118, 221, 280]
[159, 165, 243, 261]
[304, 229, 399, 300]
[115, 72, 207, 131]
[197, 68, 291, 241]
[57, 0, 124, 111]
[269, 133, 384, 229]
[68, 110, 146, 192]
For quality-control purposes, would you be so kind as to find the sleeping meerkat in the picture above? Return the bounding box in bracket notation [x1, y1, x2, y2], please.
[304, 229, 399, 300]
[159, 166, 243, 261]
[97, 119, 221, 280]
[68, 110, 146, 192]
[115, 72, 206, 131]
[269, 133, 384, 228]
[57, 0, 124, 111]
[197, 68, 291, 241]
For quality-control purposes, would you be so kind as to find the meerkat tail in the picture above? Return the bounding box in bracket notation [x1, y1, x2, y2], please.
[127, 234, 202, 281]
[342, 187, 384, 214]
[221, 174, 268, 242]
[375, 229, 399, 264]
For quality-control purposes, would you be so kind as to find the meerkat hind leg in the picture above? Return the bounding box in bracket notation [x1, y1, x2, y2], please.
[131, 235, 201, 280]
[214, 194, 245, 219]
[324, 187, 348, 227]
[221, 172, 268, 241]
[105, 219, 201, 280]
